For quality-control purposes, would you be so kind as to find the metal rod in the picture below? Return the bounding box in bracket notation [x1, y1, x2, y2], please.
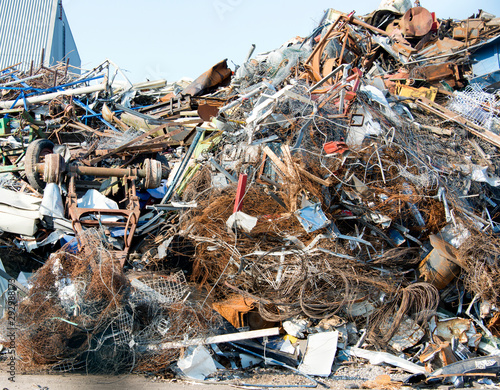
[0, 74, 44, 87]
[308, 64, 345, 92]
[209, 157, 237, 183]
[218, 84, 267, 114]
[36, 163, 145, 178]
[73, 98, 120, 133]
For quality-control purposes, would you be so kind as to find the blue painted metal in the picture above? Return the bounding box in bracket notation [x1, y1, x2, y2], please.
[11, 72, 30, 89]
[49, 75, 104, 92]
[295, 203, 331, 233]
[0, 76, 105, 99]
[72, 98, 120, 133]
[470, 35, 500, 89]
[10, 93, 23, 110]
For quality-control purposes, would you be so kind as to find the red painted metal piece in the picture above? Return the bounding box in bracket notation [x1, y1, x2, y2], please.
[233, 173, 248, 214]
[323, 141, 349, 155]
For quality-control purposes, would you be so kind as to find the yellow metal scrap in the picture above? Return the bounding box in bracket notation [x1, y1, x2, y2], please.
[395, 81, 438, 101]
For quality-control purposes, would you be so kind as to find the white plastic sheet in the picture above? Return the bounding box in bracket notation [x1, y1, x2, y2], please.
[40, 183, 65, 218]
[177, 345, 217, 380]
[78, 189, 122, 222]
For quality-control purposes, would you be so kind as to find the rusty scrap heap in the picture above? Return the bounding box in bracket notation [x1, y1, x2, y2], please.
[2, 2, 500, 388]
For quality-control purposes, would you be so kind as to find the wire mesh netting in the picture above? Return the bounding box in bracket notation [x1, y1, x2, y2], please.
[448, 84, 500, 131]
[12, 229, 221, 375]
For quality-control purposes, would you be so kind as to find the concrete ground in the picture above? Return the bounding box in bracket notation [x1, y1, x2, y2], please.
[2, 374, 232, 390]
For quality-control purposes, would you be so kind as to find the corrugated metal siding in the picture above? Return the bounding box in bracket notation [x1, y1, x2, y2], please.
[0, 0, 57, 71]
[49, 5, 80, 71]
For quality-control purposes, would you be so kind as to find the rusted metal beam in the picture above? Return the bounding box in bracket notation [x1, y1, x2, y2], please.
[340, 13, 389, 36]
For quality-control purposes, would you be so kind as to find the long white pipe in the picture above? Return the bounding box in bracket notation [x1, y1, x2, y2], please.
[0, 83, 111, 109]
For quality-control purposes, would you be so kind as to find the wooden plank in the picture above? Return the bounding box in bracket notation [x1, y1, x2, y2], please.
[263, 146, 288, 178]
[280, 144, 300, 179]
[296, 165, 332, 186]
[417, 97, 500, 149]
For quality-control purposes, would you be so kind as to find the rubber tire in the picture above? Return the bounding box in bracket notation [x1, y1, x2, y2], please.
[25, 139, 54, 193]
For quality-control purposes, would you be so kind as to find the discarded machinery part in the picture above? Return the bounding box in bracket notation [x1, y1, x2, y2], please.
[340, 12, 390, 36]
[228, 342, 321, 389]
[24, 138, 55, 192]
[143, 158, 162, 189]
[34, 159, 168, 187]
[401, 7, 433, 37]
[426, 355, 500, 384]
[43, 153, 65, 184]
[182, 59, 232, 97]
[418, 235, 462, 290]
[66, 174, 141, 267]
[136, 128, 205, 235]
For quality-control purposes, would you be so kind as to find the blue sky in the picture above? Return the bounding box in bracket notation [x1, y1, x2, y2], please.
[63, 0, 500, 83]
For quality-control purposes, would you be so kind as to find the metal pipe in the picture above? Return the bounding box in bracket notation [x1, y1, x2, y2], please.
[218, 84, 267, 114]
[0, 74, 44, 87]
[36, 163, 168, 180]
[405, 39, 490, 65]
[0, 82, 111, 109]
[137, 128, 205, 235]
[245, 43, 256, 62]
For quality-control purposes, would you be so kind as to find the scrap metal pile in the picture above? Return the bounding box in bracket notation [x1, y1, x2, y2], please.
[2, 1, 500, 387]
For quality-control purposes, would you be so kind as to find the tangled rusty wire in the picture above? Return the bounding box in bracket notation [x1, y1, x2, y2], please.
[178, 141, 445, 337]
[12, 229, 221, 375]
[368, 282, 440, 346]
[460, 230, 500, 307]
